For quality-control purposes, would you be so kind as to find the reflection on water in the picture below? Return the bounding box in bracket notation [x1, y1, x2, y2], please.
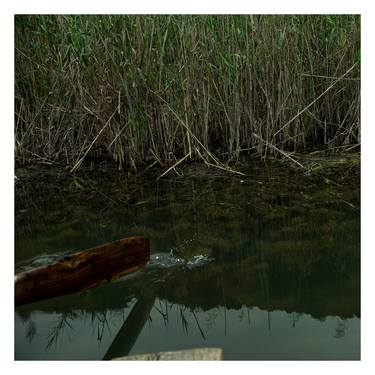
[15, 161, 360, 360]
[15, 300, 359, 360]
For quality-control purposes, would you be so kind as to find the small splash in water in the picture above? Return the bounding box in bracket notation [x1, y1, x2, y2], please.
[150, 252, 214, 269]
[150, 252, 186, 268]
[186, 254, 213, 269]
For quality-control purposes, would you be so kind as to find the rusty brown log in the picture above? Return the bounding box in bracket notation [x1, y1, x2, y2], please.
[15, 237, 150, 306]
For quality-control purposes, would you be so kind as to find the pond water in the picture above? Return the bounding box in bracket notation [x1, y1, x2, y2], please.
[15, 160, 360, 360]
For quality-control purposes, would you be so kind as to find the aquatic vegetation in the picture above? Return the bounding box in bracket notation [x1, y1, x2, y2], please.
[15, 15, 360, 171]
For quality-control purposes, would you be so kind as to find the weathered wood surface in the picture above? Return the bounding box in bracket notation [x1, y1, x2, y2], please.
[15, 237, 150, 306]
[112, 348, 222, 360]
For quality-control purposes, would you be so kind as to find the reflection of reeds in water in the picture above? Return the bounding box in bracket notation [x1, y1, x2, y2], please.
[90, 311, 112, 342]
[192, 310, 206, 340]
[45, 312, 78, 349]
[150, 299, 258, 341]
[23, 299, 219, 355]
[333, 318, 348, 339]
[151, 299, 207, 340]
[289, 312, 301, 328]
[179, 306, 189, 335]
[19, 293, 354, 359]
[39, 309, 126, 351]
[152, 300, 170, 327]
[25, 320, 36, 343]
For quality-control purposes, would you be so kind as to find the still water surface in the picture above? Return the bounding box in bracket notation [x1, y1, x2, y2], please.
[15, 162, 360, 360]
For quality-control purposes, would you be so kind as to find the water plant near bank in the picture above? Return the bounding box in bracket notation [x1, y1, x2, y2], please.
[15, 15, 360, 171]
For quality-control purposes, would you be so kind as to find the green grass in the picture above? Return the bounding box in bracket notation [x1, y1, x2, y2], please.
[15, 15, 360, 170]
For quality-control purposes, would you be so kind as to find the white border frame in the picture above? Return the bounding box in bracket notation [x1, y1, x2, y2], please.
[1, 1, 373, 374]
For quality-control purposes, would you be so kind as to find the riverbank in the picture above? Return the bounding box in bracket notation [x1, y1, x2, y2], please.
[15, 151, 360, 188]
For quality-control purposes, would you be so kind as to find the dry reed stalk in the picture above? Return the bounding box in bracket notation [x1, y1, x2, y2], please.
[70, 109, 117, 173]
[273, 63, 358, 139]
[253, 133, 306, 169]
[300, 73, 360, 81]
[158, 153, 190, 179]
[151, 89, 246, 176]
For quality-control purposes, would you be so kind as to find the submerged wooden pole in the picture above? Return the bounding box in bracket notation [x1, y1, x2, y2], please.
[15, 237, 150, 306]
[103, 292, 156, 360]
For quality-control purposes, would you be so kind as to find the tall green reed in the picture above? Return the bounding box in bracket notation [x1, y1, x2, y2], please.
[15, 15, 360, 170]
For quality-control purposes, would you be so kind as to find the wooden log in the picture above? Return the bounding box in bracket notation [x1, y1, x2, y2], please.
[112, 348, 223, 360]
[15, 237, 150, 306]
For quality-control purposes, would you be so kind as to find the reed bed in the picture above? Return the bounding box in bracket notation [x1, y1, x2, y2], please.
[15, 15, 360, 171]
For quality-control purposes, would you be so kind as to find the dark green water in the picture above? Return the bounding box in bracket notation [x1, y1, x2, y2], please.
[15, 161, 360, 360]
